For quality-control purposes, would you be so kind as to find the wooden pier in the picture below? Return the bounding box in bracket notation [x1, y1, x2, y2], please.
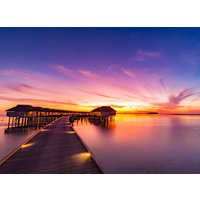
[0, 116, 102, 174]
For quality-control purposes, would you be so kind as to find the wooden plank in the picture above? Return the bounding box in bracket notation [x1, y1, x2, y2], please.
[0, 117, 102, 174]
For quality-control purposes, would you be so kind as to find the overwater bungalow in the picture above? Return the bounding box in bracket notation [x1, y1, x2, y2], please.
[91, 106, 116, 117]
[6, 104, 67, 128]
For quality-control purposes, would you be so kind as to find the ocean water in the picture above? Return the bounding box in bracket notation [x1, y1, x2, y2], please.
[0, 115, 40, 161]
[74, 114, 200, 173]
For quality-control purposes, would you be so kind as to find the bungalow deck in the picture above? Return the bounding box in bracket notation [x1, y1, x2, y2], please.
[0, 116, 102, 174]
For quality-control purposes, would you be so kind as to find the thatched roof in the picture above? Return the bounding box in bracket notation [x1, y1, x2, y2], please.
[91, 106, 116, 113]
[6, 105, 67, 112]
[6, 105, 34, 112]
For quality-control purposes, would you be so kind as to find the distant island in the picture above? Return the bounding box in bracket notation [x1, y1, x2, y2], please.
[147, 112, 158, 114]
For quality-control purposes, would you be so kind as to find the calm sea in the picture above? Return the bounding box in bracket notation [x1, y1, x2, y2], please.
[74, 114, 200, 173]
[0, 115, 40, 161]
[1, 114, 200, 173]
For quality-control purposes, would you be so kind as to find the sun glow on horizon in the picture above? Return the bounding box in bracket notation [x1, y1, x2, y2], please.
[1, 67, 200, 115]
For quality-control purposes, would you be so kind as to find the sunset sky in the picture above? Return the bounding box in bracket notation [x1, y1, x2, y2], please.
[1, 28, 200, 114]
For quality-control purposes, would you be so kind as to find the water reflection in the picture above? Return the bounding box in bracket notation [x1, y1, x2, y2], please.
[4, 126, 41, 135]
[75, 116, 116, 130]
[167, 115, 200, 137]
[0, 115, 42, 161]
[74, 114, 200, 173]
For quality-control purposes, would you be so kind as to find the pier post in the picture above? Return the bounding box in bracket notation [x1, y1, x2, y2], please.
[24, 117, 27, 127]
[8, 117, 11, 128]
[11, 117, 14, 127]
[17, 117, 20, 127]
[21, 117, 23, 127]
[36, 116, 38, 127]
[14, 117, 17, 127]
[27, 117, 29, 126]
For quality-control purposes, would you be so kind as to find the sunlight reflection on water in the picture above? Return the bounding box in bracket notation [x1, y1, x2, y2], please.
[74, 114, 200, 173]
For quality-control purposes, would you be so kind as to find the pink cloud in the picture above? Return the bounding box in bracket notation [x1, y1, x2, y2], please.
[153, 88, 197, 109]
[121, 67, 135, 78]
[6, 83, 34, 92]
[50, 65, 100, 81]
[135, 49, 160, 62]
[49, 65, 73, 77]
[0, 68, 74, 93]
[3, 82, 72, 99]
[77, 69, 99, 79]
[1, 64, 200, 114]
[0, 96, 77, 107]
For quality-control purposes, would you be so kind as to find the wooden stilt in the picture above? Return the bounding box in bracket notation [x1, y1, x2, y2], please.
[11, 117, 14, 127]
[8, 117, 11, 128]
[22, 117, 24, 127]
[17, 117, 20, 127]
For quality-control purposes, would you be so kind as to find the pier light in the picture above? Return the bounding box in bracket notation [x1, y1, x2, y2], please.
[85, 152, 91, 157]
[66, 131, 76, 134]
[21, 142, 34, 148]
[40, 129, 48, 133]
[72, 152, 91, 163]
[81, 152, 91, 159]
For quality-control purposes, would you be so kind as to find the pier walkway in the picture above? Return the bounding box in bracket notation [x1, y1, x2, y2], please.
[0, 117, 102, 174]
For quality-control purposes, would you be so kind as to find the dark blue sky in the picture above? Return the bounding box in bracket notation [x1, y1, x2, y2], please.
[0, 28, 199, 70]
